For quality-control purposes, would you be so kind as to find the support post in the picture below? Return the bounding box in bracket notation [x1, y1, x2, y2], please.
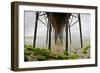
[33, 12, 39, 48]
[66, 19, 68, 51]
[46, 24, 49, 44]
[45, 14, 48, 44]
[69, 25, 72, 44]
[78, 14, 83, 48]
[48, 13, 51, 49]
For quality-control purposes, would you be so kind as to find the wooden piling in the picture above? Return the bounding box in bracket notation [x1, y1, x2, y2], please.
[33, 12, 39, 48]
[78, 14, 83, 48]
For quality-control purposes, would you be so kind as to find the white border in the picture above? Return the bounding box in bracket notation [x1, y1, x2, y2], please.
[18, 5, 96, 68]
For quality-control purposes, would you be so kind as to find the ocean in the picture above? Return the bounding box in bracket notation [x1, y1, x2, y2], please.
[25, 36, 90, 49]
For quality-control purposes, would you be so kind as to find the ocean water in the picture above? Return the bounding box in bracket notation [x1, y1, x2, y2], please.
[25, 37, 48, 48]
[25, 36, 90, 49]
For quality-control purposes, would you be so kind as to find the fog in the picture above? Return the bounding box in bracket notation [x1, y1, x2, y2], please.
[24, 11, 90, 38]
[24, 11, 90, 48]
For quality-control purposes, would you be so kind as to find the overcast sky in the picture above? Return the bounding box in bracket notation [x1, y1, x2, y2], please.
[24, 11, 91, 39]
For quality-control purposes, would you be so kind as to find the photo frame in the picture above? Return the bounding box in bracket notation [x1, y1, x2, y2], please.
[11, 1, 98, 71]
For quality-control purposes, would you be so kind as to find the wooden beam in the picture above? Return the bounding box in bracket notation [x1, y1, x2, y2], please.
[48, 13, 51, 50]
[38, 18, 47, 26]
[45, 14, 48, 44]
[78, 14, 83, 48]
[66, 24, 68, 51]
[46, 21, 49, 44]
[69, 25, 72, 44]
[33, 12, 39, 48]
[46, 27, 48, 44]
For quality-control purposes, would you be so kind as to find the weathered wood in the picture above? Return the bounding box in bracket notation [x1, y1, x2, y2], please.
[38, 18, 47, 26]
[65, 16, 69, 51]
[69, 25, 72, 44]
[78, 14, 83, 48]
[66, 24, 68, 51]
[33, 12, 39, 48]
[48, 13, 51, 49]
[46, 29, 48, 44]
[45, 13, 49, 44]
[46, 13, 71, 50]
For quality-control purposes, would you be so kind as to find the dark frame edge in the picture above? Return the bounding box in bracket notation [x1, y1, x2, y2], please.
[12, 1, 97, 9]
[95, 7, 98, 66]
[14, 64, 97, 72]
[11, 2, 19, 71]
